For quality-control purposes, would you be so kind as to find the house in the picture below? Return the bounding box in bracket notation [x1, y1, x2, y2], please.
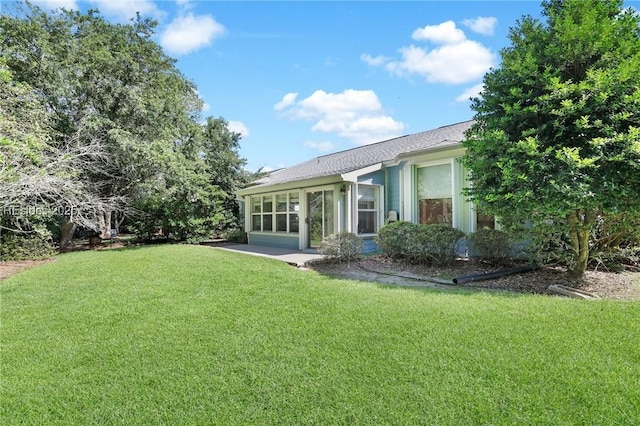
[237, 120, 495, 253]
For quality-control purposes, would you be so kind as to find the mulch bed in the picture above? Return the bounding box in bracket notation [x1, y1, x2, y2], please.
[310, 256, 640, 300]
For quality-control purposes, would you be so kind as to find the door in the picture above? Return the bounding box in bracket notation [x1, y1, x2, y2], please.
[307, 190, 334, 248]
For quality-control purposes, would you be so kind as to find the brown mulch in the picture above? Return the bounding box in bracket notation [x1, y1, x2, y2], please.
[0, 259, 56, 280]
[310, 256, 640, 300]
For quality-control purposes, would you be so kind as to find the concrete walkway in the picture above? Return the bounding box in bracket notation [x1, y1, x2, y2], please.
[213, 244, 323, 267]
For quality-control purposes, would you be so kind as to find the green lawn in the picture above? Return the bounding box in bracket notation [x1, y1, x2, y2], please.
[1, 245, 639, 425]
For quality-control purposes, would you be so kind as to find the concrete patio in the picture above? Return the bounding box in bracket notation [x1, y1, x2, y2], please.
[212, 244, 323, 267]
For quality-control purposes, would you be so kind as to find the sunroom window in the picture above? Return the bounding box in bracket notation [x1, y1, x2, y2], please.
[251, 193, 299, 233]
[357, 185, 379, 234]
[417, 163, 452, 226]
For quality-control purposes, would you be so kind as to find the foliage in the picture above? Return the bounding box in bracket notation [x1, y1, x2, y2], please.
[1, 3, 249, 244]
[375, 221, 416, 260]
[377, 222, 464, 266]
[467, 228, 511, 265]
[225, 229, 248, 243]
[462, 0, 640, 277]
[318, 232, 363, 263]
[2, 245, 639, 424]
[0, 228, 56, 261]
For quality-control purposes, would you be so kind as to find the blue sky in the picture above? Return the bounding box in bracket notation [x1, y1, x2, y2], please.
[23, 1, 639, 171]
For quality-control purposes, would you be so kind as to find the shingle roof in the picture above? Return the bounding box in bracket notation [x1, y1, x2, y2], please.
[252, 120, 473, 188]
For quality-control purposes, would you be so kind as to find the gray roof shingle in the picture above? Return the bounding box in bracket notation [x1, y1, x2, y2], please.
[252, 120, 473, 187]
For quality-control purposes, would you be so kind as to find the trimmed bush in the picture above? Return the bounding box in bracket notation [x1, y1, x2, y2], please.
[467, 228, 510, 264]
[0, 229, 56, 261]
[375, 221, 416, 260]
[226, 229, 247, 244]
[377, 222, 465, 266]
[318, 232, 363, 263]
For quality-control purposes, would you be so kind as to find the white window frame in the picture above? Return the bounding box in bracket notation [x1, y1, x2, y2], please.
[355, 183, 382, 236]
[250, 192, 300, 234]
[415, 159, 455, 227]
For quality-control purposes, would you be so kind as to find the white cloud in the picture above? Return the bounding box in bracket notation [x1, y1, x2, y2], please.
[275, 89, 404, 145]
[228, 121, 249, 138]
[303, 141, 336, 152]
[31, 0, 78, 11]
[89, 0, 163, 22]
[412, 21, 466, 44]
[462, 17, 498, 36]
[364, 20, 495, 85]
[160, 13, 226, 55]
[360, 53, 389, 66]
[274, 93, 298, 111]
[456, 83, 484, 102]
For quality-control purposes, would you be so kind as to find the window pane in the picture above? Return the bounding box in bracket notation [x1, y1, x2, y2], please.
[418, 198, 452, 226]
[417, 164, 452, 199]
[358, 186, 377, 210]
[276, 194, 287, 212]
[289, 214, 299, 233]
[276, 214, 287, 232]
[477, 211, 495, 230]
[358, 211, 377, 234]
[262, 196, 273, 213]
[289, 193, 299, 212]
[251, 197, 261, 213]
[263, 214, 273, 231]
[252, 215, 262, 231]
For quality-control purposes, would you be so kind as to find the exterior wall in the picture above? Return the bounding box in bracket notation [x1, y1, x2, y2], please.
[248, 232, 300, 250]
[385, 164, 404, 218]
[361, 237, 379, 254]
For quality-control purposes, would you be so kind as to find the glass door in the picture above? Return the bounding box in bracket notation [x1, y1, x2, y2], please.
[307, 190, 334, 248]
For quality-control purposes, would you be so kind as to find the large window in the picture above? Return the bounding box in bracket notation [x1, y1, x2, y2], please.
[251, 193, 299, 233]
[417, 163, 452, 226]
[357, 185, 379, 234]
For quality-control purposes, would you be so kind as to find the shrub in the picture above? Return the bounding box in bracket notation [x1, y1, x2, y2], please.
[318, 232, 363, 263]
[405, 224, 465, 266]
[0, 229, 56, 261]
[377, 222, 465, 266]
[375, 221, 416, 260]
[226, 229, 247, 244]
[467, 228, 511, 264]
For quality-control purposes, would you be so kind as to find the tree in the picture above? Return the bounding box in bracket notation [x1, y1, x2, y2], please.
[0, 60, 108, 248]
[463, 0, 640, 278]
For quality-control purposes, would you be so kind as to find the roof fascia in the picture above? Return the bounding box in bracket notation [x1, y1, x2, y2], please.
[340, 163, 383, 182]
[236, 175, 343, 196]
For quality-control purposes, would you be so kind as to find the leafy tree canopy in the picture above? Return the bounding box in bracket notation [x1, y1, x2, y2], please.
[463, 0, 640, 277]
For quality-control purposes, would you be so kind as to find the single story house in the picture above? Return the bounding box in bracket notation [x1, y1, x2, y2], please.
[237, 120, 495, 253]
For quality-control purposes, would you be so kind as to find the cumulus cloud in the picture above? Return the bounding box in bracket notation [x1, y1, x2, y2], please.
[362, 20, 495, 85]
[228, 121, 250, 138]
[462, 17, 498, 36]
[31, 0, 78, 11]
[89, 0, 163, 21]
[303, 141, 336, 152]
[412, 21, 466, 44]
[274, 93, 298, 111]
[275, 89, 404, 145]
[160, 13, 226, 55]
[455, 83, 484, 102]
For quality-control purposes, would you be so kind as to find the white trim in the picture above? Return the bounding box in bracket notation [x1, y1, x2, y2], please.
[341, 163, 383, 182]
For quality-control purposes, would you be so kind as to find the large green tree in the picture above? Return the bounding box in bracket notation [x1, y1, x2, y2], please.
[2, 2, 249, 245]
[463, 0, 640, 278]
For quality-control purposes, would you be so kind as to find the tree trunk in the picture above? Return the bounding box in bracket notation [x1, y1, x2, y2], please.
[59, 219, 76, 249]
[98, 210, 112, 239]
[566, 209, 595, 279]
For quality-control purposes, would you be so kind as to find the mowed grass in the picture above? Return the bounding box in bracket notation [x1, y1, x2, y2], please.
[1, 245, 639, 425]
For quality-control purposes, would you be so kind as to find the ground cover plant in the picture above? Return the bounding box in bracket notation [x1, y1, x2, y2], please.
[2, 245, 639, 424]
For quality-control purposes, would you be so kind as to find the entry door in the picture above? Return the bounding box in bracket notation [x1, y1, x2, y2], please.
[307, 190, 334, 248]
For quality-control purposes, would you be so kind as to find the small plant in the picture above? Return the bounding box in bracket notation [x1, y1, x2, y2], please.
[467, 228, 511, 265]
[318, 232, 363, 263]
[226, 229, 248, 244]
